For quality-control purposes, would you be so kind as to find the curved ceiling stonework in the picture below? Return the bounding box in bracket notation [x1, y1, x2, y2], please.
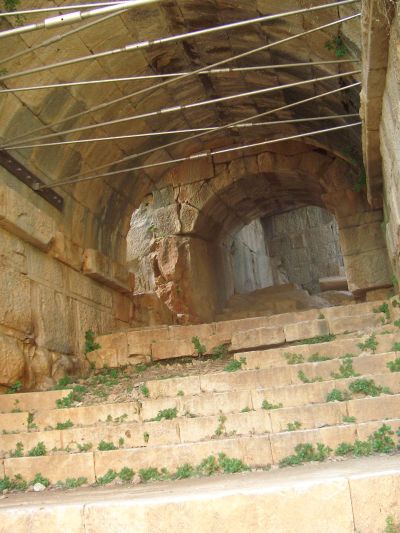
[0, 0, 361, 260]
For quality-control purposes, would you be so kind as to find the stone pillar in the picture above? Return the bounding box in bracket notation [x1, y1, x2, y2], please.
[337, 210, 392, 293]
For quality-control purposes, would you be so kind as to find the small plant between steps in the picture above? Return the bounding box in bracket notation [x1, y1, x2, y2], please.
[373, 302, 391, 322]
[331, 356, 360, 379]
[150, 407, 178, 421]
[297, 370, 322, 384]
[349, 378, 392, 397]
[296, 334, 336, 345]
[387, 357, 400, 372]
[5, 380, 22, 394]
[192, 336, 206, 356]
[324, 34, 349, 57]
[358, 334, 378, 353]
[224, 357, 246, 372]
[262, 399, 283, 410]
[84, 329, 101, 355]
[385, 515, 400, 533]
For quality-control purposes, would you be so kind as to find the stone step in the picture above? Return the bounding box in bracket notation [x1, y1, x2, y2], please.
[3, 417, 399, 487]
[1, 455, 398, 533]
[237, 331, 400, 369]
[88, 300, 386, 367]
[0, 389, 71, 414]
[144, 349, 398, 400]
[3, 391, 399, 460]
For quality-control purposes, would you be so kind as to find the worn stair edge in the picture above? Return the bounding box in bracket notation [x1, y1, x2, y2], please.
[3, 418, 400, 486]
[2, 394, 400, 459]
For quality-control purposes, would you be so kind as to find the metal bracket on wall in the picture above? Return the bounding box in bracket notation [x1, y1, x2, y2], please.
[0, 150, 64, 211]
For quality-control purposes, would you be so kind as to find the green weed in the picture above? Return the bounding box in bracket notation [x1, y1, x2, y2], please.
[53, 376, 73, 390]
[55, 420, 74, 430]
[342, 415, 356, 424]
[28, 442, 46, 457]
[331, 356, 360, 379]
[151, 408, 178, 421]
[173, 463, 195, 479]
[279, 443, 331, 467]
[58, 477, 88, 489]
[326, 388, 347, 402]
[297, 370, 322, 383]
[349, 378, 392, 397]
[393, 342, 400, 352]
[284, 352, 304, 365]
[224, 358, 246, 372]
[385, 515, 400, 533]
[262, 399, 283, 410]
[84, 329, 100, 354]
[6, 380, 22, 394]
[32, 473, 50, 487]
[10, 442, 24, 458]
[287, 421, 302, 431]
[387, 358, 400, 372]
[211, 344, 228, 360]
[325, 34, 349, 57]
[143, 432, 149, 443]
[214, 413, 227, 437]
[97, 440, 117, 451]
[307, 353, 330, 362]
[297, 334, 336, 345]
[119, 467, 134, 482]
[192, 336, 206, 356]
[374, 302, 391, 322]
[358, 334, 378, 353]
[140, 384, 150, 398]
[97, 469, 118, 485]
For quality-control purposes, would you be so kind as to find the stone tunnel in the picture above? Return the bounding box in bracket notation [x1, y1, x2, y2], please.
[0, 0, 399, 390]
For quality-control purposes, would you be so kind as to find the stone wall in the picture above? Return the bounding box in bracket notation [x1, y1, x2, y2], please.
[0, 173, 134, 391]
[381, 3, 400, 285]
[262, 207, 344, 294]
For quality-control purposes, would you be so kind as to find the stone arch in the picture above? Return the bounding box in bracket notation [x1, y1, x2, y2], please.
[127, 141, 391, 324]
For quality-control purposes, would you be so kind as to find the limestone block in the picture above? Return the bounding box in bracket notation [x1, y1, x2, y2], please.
[73, 300, 115, 354]
[168, 323, 215, 341]
[112, 292, 132, 323]
[0, 334, 25, 387]
[0, 390, 70, 414]
[86, 348, 119, 369]
[269, 402, 346, 433]
[1, 430, 62, 458]
[48, 231, 83, 271]
[231, 326, 285, 351]
[180, 390, 252, 418]
[95, 332, 128, 358]
[32, 283, 75, 354]
[328, 313, 383, 335]
[69, 269, 113, 308]
[27, 246, 64, 290]
[4, 453, 96, 485]
[347, 395, 400, 423]
[0, 504, 84, 533]
[350, 471, 400, 533]
[284, 319, 329, 343]
[146, 375, 201, 399]
[0, 226, 27, 273]
[151, 338, 194, 360]
[0, 267, 32, 333]
[0, 412, 28, 433]
[35, 402, 139, 430]
[162, 156, 213, 186]
[0, 185, 56, 250]
[343, 248, 392, 292]
[339, 221, 387, 256]
[140, 397, 179, 421]
[82, 249, 131, 293]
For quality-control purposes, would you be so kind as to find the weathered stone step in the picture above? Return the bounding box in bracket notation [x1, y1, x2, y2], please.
[0, 390, 71, 414]
[4, 392, 400, 460]
[145, 349, 398, 400]
[1, 455, 398, 533]
[237, 331, 400, 369]
[89, 300, 386, 366]
[0, 401, 139, 434]
[231, 313, 384, 352]
[4, 418, 399, 487]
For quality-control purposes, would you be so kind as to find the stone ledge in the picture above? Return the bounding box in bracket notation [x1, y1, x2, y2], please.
[82, 249, 134, 293]
[0, 185, 56, 251]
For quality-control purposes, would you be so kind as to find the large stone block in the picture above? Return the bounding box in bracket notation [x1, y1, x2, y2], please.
[284, 319, 329, 343]
[0, 267, 32, 333]
[343, 248, 392, 292]
[0, 185, 56, 250]
[0, 334, 25, 387]
[48, 231, 83, 271]
[231, 326, 285, 351]
[82, 248, 132, 293]
[69, 269, 113, 309]
[31, 283, 75, 354]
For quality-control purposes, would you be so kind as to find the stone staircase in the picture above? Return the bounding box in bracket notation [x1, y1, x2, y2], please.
[1, 297, 400, 531]
[215, 283, 335, 321]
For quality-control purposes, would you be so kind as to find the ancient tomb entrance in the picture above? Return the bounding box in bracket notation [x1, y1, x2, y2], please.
[127, 142, 391, 325]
